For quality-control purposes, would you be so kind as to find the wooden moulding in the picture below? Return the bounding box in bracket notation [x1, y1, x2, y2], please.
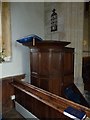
[22, 40, 71, 49]
[12, 79, 90, 118]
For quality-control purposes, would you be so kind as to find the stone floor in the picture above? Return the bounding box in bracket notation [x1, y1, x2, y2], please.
[84, 90, 90, 106]
[2, 108, 26, 120]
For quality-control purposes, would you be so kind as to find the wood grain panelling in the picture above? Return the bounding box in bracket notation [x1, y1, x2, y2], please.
[28, 41, 74, 96]
[22, 41, 74, 97]
[2, 78, 14, 114]
[1, 74, 25, 115]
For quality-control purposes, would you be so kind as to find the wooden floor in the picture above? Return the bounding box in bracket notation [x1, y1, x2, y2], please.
[3, 108, 26, 119]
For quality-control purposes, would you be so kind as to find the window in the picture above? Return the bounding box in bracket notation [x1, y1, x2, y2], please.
[0, 2, 11, 63]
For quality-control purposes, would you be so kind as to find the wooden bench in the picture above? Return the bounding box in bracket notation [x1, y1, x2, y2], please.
[12, 79, 90, 119]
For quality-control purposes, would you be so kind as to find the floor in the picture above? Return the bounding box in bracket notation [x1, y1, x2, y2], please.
[3, 108, 26, 120]
[84, 90, 90, 105]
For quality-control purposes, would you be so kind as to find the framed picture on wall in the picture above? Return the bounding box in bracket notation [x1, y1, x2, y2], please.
[51, 9, 57, 32]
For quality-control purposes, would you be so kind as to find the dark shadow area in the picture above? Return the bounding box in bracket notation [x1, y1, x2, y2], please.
[64, 84, 90, 108]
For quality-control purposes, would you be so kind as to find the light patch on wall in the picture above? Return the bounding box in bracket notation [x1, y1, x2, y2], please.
[83, 40, 87, 46]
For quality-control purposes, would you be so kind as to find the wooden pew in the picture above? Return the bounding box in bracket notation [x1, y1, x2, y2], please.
[12, 79, 90, 119]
